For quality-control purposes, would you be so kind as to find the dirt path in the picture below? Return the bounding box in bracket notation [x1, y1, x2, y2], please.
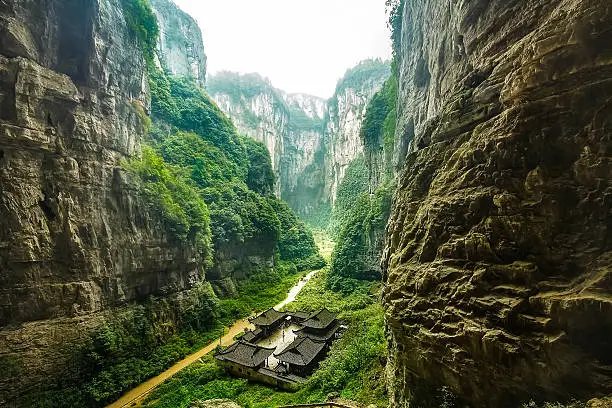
[106, 318, 254, 408]
[106, 266, 323, 408]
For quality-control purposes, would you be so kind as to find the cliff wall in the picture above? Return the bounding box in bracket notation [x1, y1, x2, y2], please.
[150, 0, 207, 87]
[383, 1, 612, 406]
[0, 0, 207, 400]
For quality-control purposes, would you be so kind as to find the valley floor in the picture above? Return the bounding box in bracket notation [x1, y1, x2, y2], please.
[108, 269, 324, 408]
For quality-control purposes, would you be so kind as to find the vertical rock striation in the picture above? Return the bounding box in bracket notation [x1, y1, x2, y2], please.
[0, 0, 207, 400]
[324, 61, 389, 205]
[383, 0, 612, 406]
[208, 73, 289, 198]
[207, 62, 389, 218]
[150, 0, 207, 87]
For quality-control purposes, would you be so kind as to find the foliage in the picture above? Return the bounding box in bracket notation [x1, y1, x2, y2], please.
[141, 265, 388, 408]
[330, 184, 393, 289]
[328, 156, 369, 239]
[207, 72, 283, 105]
[330, 59, 390, 104]
[386, 0, 406, 62]
[245, 137, 275, 196]
[202, 183, 280, 249]
[20, 284, 223, 408]
[268, 199, 320, 263]
[125, 146, 212, 260]
[120, 0, 159, 63]
[217, 262, 302, 323]
[158, 131, 241, 188]
[287, 104, 325, 133]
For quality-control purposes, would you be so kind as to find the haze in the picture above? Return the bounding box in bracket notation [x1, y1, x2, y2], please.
[172, 0, 392, 99]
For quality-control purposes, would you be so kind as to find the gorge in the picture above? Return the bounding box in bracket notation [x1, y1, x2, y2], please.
[0, 1, 611, 408]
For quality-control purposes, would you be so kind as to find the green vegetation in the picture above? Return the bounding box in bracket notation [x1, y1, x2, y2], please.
[125, 146, 213, 262]
[327, 155, 369, 240]
[386, 0, 406, 61]
[361, 75, 398, 179]
[120, 0, 159, 63]
[22, 4, 324, 406]
[207, 72, 281, 105]
[328, 59, 390, 113]
[217, 262, 303, 322]
[141, 268, 388, 408]
[21, 284, 223, 408]
[245, 138, 275, 196]
[329, 184, 393, 291]
[268, 200, 326, 270]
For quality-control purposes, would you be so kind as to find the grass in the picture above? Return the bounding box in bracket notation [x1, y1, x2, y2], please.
[141, 264, 388, 408]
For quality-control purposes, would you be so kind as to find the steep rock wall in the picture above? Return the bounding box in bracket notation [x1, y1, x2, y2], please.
[383, 0, 612, 406]
[207, 73, 327, 204]
[0, 0, 206, 400]
[212, 87, 288, 198]
[324, 79, 386, 204]
[150, 0, 207, 87]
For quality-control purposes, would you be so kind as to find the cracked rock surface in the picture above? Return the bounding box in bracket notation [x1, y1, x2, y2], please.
[383, 0, 612, 406]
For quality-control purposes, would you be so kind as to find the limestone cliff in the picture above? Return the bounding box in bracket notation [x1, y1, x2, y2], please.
[207, 63, 388, 218]
[207, 72, 328, 206]
[0, 0, 207, 401]
[150, 0, 207, 87]
[383, 1, 612, 406]
[208, 72, 289, 198]
[324, 60, 389, 205]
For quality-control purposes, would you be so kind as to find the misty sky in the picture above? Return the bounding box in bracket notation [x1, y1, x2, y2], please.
[172, 0, 392, 99]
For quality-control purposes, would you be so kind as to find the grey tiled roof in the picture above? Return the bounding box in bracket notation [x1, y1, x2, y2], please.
[249, 308, 286, 327]
[214, 340, 275, 367]
[241, 328, 263, 343]
[301, 308, 338, 329]
[294, 320, 342, 341]
[274, 337, 326, 366]
[285, 311, 309, 320]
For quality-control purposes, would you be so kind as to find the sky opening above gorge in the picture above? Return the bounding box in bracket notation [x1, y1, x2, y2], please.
[172, 0, 392, 99]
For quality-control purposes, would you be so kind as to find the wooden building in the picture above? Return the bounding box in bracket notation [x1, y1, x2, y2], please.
[249, 307, 287, 336]
[274, 337, 327, 377]
[293, 308, 342, 343]
[214, 340, 275, 379]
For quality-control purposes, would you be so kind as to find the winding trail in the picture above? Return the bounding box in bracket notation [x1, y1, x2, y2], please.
[106, 269, 320, 408]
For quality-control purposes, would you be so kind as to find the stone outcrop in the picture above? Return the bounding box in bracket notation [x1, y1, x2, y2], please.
[208, 73, 290, 198]
[383, 1, 612, 407]
[0, 0, 207, 401]
[150, 0, 207, 87]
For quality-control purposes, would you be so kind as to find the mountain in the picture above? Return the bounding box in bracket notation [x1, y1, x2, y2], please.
[207, 61, 389, 222]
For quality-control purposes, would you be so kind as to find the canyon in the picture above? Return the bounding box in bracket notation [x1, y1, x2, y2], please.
[0, 0, 610, 407]
[207, 62, 389, 220]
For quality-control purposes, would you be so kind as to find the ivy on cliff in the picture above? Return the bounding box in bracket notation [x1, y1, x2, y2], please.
[328, 156, 369, 239]
[120, 0, 159, 63]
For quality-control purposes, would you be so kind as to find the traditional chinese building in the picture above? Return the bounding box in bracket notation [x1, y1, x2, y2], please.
[293, 308, 342, 343]
[248, 307, 287, 337]
[274, 337, 327, 377]
[214, 340, 275, 379]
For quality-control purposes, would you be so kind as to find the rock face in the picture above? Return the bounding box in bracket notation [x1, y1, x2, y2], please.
[208, 63, 388, 217]
[150, 0, 207, 87]
[324, 68, 389, 205]
[208, 73, 291, 198]
[0, 0, 206, 400]
[383, 1, 612, 407]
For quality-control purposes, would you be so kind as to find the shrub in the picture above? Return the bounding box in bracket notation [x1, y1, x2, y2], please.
[120, 0, 159, 63]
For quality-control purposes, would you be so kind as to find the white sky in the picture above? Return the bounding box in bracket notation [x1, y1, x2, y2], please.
[172, 0, 392, 99]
